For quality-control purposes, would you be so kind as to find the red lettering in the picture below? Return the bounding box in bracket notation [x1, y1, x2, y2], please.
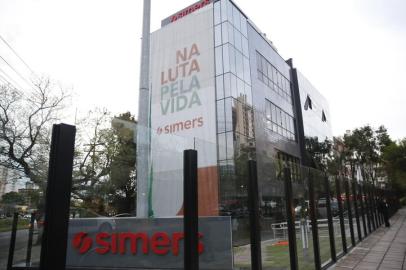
[172, 232, 184, 255]
[119, 232, 149, 255]
[111, 233, 117, 254]
[198, 117, 203, 127]
[95, 232, 110, 254]
[198, 233, 204, 254]
[75, 231, 205, 256]
[184, 120, 192, 129]
[151, 232, 170, 255]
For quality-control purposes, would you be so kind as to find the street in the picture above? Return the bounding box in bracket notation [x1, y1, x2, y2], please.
[0, 230, 40, 270]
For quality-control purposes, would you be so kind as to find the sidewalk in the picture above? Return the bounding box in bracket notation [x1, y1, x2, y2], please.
[330, 208, 406, 270]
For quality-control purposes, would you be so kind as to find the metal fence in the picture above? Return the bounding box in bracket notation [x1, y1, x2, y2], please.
[5, 125, 400, 270]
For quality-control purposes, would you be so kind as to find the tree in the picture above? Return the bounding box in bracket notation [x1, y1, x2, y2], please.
[382, 139, 406, 196]
[104, 112, 137, 214]
[304, 136, 333, 171]
[0, 80, 68, 188]
[71, 109, 116, 214]
[1, 191, 25, 205]
[71, 110, 137, 215]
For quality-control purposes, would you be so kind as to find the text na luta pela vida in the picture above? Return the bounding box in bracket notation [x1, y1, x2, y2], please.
[160, 43, 202, 115]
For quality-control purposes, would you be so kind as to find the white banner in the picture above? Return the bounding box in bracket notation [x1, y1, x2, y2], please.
[150, 5, 218, 217]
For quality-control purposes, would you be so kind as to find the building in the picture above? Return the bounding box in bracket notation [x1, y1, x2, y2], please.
[145, 0, 332, 220]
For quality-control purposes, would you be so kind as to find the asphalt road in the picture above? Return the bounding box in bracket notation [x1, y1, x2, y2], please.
[0, 230, 41, 270]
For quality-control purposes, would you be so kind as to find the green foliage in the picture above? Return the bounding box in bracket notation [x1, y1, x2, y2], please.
[72, 110, 137, 215]
[1, 191, 25, 205]
[105, 112, 137, 214]
[304, 137, 332, 171]
[382, 139, 406, 195]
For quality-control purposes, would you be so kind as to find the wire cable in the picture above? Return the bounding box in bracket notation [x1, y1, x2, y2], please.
[0, 34, 36, 75]
[0, 54, 34, 88]
[0, 67, 25, 90]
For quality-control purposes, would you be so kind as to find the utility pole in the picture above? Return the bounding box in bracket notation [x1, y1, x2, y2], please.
[136, 0, 151, 217]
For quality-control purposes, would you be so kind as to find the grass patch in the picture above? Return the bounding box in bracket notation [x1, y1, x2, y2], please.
[234, 233, 335, 269]
[0, 218, 30, 232]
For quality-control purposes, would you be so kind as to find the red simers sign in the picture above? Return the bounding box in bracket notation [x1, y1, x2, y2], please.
[161, 0, 212, 27]
[72, 231, 204, 256]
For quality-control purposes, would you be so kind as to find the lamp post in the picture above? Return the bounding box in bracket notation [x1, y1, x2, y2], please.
[136, 0, 151, 217]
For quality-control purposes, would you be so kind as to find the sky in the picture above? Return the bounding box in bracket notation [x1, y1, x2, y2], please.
[0, 0, 405, 140]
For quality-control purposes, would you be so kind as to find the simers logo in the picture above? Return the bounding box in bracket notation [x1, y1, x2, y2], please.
[72, 232, 93, 254]
[170, 0, 212, 23]
[72, 231, 204, 256]
[156, 117, 203, 135]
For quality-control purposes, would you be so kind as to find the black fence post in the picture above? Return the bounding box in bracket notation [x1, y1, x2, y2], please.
[26, 213, 35, 266]
[344, 180, 355, 247]
[351, 181, 362, 242]
[308, 170, 321, 270]
[335, 177, 347, 253]
[284, 167, 298, 270]
[39, 124, 76, 270]
[7, 212, 18, 270]
[248, 160, 262, 270]
[324, 174, 336, 262]
[184, 149, 199, 270]
[367, 185, 376, 231]
[363, 184, 372, 234]
[372, 185, 380, 227]
[358, 184, 367, 238]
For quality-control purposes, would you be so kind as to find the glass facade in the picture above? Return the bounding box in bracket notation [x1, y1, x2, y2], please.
[214, 0, 255, 210]
[297, 70, 332, 141]
[265, 100, 296, 142]
[257, 52, 292, 104]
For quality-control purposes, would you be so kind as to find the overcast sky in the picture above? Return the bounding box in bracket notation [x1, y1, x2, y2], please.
[0, 0, 405, 140]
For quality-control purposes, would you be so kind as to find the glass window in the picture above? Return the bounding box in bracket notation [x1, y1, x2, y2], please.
[229, 45, 236, 75]
[221, 23, 229, 44]
[215, 46, 223, 76]
[272, 67, 277, 84]
[243, 57, 251, 85]
[217, 100, 226, 133]
[215, 25, 222, 47]
[230, 73, 238, 98]
[216, 75, 224, 100]
[232, 5, 241, 31]
[225, 98, 233, 132]
[226, 132, 234, 160]
[265, 100, 271, 119]
[214, 1, 221, 25]
[267, 63, 273, 80]
[228, 23, 234, 47]
[245, 83, 252, 105]
[282, 113, 287, 129]
[261, 57, 267, 77]
[240, 13, 247, 37]
[227, 0, 233, 24]
[286, 114, 291, 133]
[220, 0, 227, 22]
[271, 103, 277, 122]
[256, 52, 261, 71]
[224, 73, 231, 97]
[234, 27, 242, 53]
[237, 78, 245, 98]
[236, 51, 244, 80]
[217, 133, 227, 160]
[242, 37, 249, 57]
[222, 45, 230, 73]
[258, 71, 263, 82]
